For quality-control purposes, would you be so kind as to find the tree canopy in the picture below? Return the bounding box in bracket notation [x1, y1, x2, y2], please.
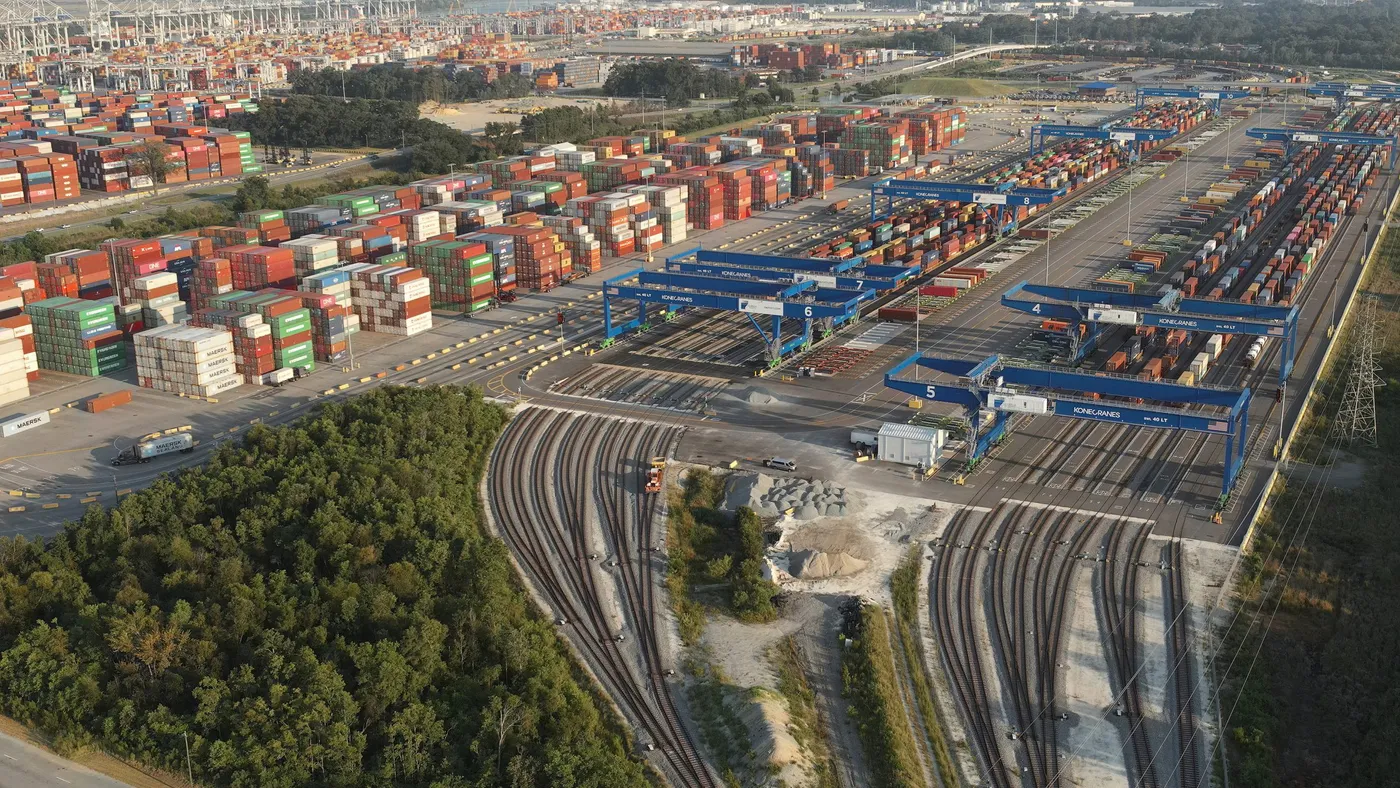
[860, 2, 1400, 71]
[221, 97, 506, 171]
[0, 387, 650, 787]
[292, 64, 535, 105]
[603, 61, 744, 107]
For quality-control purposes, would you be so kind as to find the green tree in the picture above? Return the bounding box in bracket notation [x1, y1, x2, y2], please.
[124, 140, 177, 188]
[0, 387, 651, 787]
[232, 175, 274, 212]
[483, 121, 523, 155]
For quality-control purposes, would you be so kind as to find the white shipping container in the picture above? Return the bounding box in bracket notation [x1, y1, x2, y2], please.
[0, 411, 45, 438]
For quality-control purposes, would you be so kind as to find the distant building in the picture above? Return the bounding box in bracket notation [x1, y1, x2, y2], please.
[1076, 81, 1120, 99]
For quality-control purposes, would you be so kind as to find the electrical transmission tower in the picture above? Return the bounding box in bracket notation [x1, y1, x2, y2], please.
[1336, 295, 1385, 446]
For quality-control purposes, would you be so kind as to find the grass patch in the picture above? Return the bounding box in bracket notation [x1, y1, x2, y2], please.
[890, 548, 961, 787]
[665, 469, 780, 646]
[685, 657, 761, 788]
[840, 603, 925, 788]
[770, 637, 838, 788]
[1216, 209, 1400, 787]
[899, 77, 1014, 98]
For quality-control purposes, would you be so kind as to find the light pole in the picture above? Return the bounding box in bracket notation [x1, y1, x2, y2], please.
[1124, 173, 1133, 245]
[1182, 142, 1190, 203]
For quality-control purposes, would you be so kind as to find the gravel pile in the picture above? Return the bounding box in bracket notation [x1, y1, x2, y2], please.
[724, 472, 849, 520]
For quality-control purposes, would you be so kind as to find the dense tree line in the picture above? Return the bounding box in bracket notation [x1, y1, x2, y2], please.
[520, 100, 795, 145]
[223, 96, 419, 149]
[729, 508, 778, 622]
[603, 61, 743, 107]
[292, 64, 534, 104]
[861, 1, 1400, 71]
[0, 204, 226, 267]
[229, 172, 408, 214]
[0, 387, 650, 787]
[221, 96, 510, 171]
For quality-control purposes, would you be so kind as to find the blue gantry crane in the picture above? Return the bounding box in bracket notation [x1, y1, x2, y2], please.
[1027, 124, 1178, 156]
[1000, 281, 1299, 384]
[602, 266, 874, 366]
[883, 352, 1252, 500]
[1309, 82, 1400, 107]
[1134, 86, 1251, 110]
[1244, 127, 1399, 168]
[867, 178, 1063, 231]
[1307, 84, 1400, 108]
[665, 247, 915, 290]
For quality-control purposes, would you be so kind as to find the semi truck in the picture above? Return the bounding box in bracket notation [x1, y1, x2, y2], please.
[112, 433, 194, 466]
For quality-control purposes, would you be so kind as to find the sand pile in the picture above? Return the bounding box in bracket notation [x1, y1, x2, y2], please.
[790, 550, 868, 579]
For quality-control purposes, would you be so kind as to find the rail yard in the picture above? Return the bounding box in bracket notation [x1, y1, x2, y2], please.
[479, 93, 1392, 787]
[0, 54, 1389, 788]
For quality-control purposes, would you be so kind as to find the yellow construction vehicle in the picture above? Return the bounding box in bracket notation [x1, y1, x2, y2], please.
[645, 457, 666, 494]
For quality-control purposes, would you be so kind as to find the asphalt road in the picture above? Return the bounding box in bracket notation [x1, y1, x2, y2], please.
[0, 731, 131, 787]
[1, 150, 403, 243]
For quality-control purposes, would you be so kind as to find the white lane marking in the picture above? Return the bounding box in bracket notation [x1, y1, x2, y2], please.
[54, 777, 71, 784]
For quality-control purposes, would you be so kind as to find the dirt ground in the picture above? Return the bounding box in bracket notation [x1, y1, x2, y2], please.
[421, 96, 614, 134]
[686, 474, 952, 786]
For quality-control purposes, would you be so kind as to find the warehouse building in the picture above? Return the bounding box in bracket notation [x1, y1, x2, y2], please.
[1076, 81, 1121, 99]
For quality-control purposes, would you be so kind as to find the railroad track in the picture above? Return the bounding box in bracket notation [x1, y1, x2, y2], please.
[934, 498, 1160, 788]
[933, 502, 1016, 788]
[487, 409, 716, 788]
[1101, 520, 1159, 788]
[1166, 539, 1199, 788]
[997, 102, 1395, 512]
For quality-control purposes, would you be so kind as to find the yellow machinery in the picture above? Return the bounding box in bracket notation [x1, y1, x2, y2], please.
[644, 457, 666, 494]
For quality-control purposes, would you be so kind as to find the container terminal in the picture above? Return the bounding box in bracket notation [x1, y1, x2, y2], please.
[0, 7, 1390, 784]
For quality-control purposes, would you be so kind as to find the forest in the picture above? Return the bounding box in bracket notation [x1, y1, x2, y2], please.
[0, 387, 650, 787]
[219, 96, 512, 171]
[603, 61, 745, 106]
[291, 64, 535, 104]
[861, 1, 1400, 71]
[520, 96, 793, 146]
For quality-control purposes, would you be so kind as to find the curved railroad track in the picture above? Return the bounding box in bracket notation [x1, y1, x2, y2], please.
[488, 409, 716, 788]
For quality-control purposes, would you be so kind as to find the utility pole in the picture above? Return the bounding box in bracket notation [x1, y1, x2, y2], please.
[1336, 295, 1385, 445]
[184, 732, 194, 785]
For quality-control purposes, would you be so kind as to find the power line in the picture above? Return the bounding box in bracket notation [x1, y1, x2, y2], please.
[1336, 294, 1385, 445]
